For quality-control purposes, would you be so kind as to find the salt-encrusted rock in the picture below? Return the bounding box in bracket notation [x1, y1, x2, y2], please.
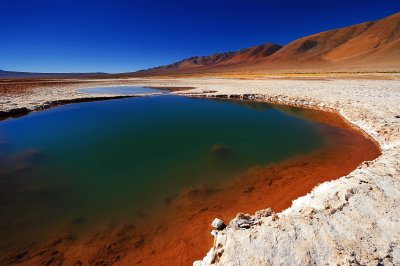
[215, 233, 227, 247]
[211, 218, 225, 230]
[255, 208, 272, 218]
[231, 213, 257, 230]
[193, 260, 203, 266]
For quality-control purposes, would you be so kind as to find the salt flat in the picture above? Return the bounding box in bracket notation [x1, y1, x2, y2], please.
[1, 76, 400, 265]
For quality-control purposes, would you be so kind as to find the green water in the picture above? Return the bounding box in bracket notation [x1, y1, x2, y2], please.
[0, 95, 327, 246]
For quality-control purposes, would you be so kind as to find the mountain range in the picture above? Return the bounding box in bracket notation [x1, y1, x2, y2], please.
[0, 69, 107, 79]
[140, 12, 400, 74]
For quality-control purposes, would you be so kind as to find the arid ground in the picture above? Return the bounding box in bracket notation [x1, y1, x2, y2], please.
[0, 73, 399, 265]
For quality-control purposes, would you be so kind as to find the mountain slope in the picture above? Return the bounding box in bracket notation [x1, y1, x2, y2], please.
[140, 12, 400, 74]
[260, 12, 400, 71]
[141, 43, 283, 73]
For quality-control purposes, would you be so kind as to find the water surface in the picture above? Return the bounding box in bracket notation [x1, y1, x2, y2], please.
[78, 86, 167, 95]
[0, 95, 330, 249]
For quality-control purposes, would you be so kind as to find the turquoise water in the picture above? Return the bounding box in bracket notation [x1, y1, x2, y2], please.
[78, 86, 166, 95]
[0, 95, 328, 245]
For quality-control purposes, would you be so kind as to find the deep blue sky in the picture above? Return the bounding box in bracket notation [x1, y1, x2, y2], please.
[1, 0, 399, 73]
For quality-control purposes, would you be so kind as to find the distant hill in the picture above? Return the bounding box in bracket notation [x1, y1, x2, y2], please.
[0, 69, 108, 79]
[140, 12, 400, 74]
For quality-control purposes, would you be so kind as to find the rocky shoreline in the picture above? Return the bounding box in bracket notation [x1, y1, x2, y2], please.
[1, 76, 399, 265]
[187, 80, 400, 265]
[0, 95, 139, 120]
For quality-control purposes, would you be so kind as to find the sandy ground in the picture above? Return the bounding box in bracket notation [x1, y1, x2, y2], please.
[1, 75, 400, 265]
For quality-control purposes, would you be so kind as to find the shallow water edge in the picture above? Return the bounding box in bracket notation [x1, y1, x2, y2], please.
[188, 92, 382, 150]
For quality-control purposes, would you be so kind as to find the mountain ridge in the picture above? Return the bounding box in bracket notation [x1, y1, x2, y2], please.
[140, 12, 400, 74]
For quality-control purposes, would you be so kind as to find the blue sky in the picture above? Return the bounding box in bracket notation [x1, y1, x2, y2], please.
[1, 0, 399, 73]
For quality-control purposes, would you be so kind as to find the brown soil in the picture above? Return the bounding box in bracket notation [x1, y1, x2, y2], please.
[0, 80, 81, 97]
[0, 106, 380, 266]
[0, 80, 193, 97]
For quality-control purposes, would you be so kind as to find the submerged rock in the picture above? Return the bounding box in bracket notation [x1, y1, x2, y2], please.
[69, 217, 86, 226]
[210, 145, 233, 158]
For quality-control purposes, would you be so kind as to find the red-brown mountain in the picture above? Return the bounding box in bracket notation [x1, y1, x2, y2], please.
[157, 43, 282, 70]
[140, 12, 400, 74]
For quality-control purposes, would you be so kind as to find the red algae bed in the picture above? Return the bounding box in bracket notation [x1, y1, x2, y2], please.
[0, 96, 380, 265]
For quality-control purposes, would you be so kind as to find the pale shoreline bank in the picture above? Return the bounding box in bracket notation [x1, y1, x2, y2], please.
[1, 76, 399, 265]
